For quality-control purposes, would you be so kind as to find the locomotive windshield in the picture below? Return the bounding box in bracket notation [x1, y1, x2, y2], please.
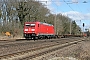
[25, 24, 30, 26]
[30, 24, 35, 26]
[25, 24, 35, 27]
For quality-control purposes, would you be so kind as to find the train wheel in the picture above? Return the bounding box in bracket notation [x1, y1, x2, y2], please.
[34, 36, 38, 40]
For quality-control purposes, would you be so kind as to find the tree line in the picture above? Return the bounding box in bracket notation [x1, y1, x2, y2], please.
[0, 0, 81, 36]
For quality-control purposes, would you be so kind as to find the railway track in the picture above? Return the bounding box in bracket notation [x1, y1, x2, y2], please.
[0, 37, 86, 60]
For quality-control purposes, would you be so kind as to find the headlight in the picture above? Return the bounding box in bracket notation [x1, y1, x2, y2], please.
[25, 29, 28, 31]
[31, 29, 35, 31]
[24, 32, 26, 33]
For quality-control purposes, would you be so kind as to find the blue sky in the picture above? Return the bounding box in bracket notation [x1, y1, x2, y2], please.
[37, 0, 90, 31]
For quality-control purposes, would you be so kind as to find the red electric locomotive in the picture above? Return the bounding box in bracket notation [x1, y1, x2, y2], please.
[23, 21, 55, 39]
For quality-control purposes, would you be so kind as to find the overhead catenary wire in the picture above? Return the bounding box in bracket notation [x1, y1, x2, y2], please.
[63, 0, 83, 20]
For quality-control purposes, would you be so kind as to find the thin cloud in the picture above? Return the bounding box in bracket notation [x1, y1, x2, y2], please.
[36, 0, 52, 5]
[62, 11, 90, 20]
[72, 0, 78, 3]
[36, 0, 62, 13]
[54, 0, 61, 6]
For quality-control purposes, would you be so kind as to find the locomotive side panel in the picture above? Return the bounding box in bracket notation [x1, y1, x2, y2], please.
[37, 22, 55, 39]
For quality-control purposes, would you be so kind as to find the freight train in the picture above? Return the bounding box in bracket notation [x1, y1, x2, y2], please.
[23, 21, 56, 39]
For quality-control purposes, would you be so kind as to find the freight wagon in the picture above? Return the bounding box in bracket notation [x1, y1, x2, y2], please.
[23, 21, 55, 39]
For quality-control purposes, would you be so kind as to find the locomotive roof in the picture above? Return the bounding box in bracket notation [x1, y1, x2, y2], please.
[40, 22, 53, 26]
[25, 21, 53, 26]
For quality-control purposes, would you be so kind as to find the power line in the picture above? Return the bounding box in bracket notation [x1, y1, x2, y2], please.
[63, 0, 83, 20]
[76, 3, 82, 13]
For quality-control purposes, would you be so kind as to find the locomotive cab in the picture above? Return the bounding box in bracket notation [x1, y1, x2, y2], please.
[24, 22, 38, 39]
